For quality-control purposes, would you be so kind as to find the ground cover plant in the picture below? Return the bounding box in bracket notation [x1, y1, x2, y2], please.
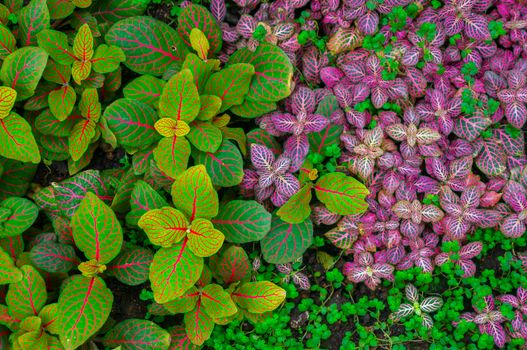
[0, 0, 526, 349]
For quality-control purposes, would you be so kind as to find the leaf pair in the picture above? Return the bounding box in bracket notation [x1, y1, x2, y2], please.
[228, 43, 293, 118]
[38, 23, 125, 85]
[2, 265, 61, 350]
[277, 172, 369, 224]
[163, 283, 238, 345]
[0, 196, 39, 237]
[68, 88, 102, 161]
[139, 207, 224, 257]
[140, 166, 223, 303]
[54, 192, 123, 349]
[153, 60, 252, 179]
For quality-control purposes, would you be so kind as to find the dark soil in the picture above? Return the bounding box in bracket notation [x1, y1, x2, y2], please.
[105, 279, 148, 322]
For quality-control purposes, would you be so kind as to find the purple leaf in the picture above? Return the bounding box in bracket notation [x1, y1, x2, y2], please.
[250, 144, 274, 171]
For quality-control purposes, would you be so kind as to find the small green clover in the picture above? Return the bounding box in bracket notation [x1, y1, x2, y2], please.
[488, 21, 506, 39]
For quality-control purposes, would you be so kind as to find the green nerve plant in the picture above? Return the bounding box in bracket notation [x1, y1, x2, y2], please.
[138, 165, 286, 345]
[0, 1, 292, 182]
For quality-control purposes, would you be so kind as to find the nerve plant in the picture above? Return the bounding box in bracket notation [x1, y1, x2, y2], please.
[138, 165, 286, 345]
[391, 284, 443, 329]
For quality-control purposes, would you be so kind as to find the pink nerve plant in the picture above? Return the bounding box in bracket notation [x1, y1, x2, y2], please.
[344, 251, 394, 290]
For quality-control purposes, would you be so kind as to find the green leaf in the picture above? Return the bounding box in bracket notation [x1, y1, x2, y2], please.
[153, 136, 191, 179]
[36, 29, 75, 65]
[18, 0, 50, 46]
[183, 301, 214, 346]
[231, 98, 277, 119]
[6, 265, 46, 319]
[0, 47, 48, 100]
[162, 286, 199, 314]
[30, 241, 78, 273]
[276, 185, 312, 224]
[125, 180, 168, 226]
[159, 69, 200, 122]
[39, 303, 59, 335]
[203, 63, 254, 112]
[0, 24, 16, 60]
[0, 159, 37, 201]
[0, 113, 41, 163]
[68, 119, 96, 161]
[187, 121, 222, 153]
[180, 53, 216, 93]
[0, 197, 38, 237]
[103, 98, 160, 151]
[106, 246, 153, 286]
[194, 139, 244, 187]
[316, 95, 340, 118]
[231, 281, 286, 314]
[103, 319, 171, 350]
[171, 165, 218, 220]
[48, 86, 76, 122]
[178, 4, 222, 53]
[0, 246, 22, 284]
[222, 127, 247, 156]
[201, 284, 237, 318]
[314, 173, 369, 215]
[247, 128, 281, 155]
[123, 75, 165, 107]
[214, 246, 251, 284]
[68, 142, 97, 175]
[71, 192, 123, 264]
[57, 275, 113, 350]
[47, 0, 75, 19]
[92, 44, 125, 74]
[308, 124, 343, 155]
[139, 207, 189, 247]
[167, 326, 199, 350]
[212, 200, 271, 243]
[197, 95, 222, 121]
[92, 0, 147, 24]
[228, 43, 293, 103]
[111, 166, 140, 213]
[149, 241, 204, 303]
[105, 16, 187, 75]
[0, 234, 23, 261]
[261, 215, 313, 264]
[35, 109, 76, 136]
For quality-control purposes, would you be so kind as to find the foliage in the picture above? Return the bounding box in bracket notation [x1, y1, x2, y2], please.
[0, 0, 527, 349]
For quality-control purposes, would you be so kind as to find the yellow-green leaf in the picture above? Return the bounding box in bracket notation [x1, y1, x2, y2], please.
[68, 119, 96, 161]
[171, 165, 218, 220]
[154, 118, 190, 138]
[0, 86, 16, 119]
[276, 184, 312, 224]
[149, 241, 203, 303]
[0, 113, 40, 163]
[71, 192, 123, 264]
[58, 275, 113, 350]
[187, 219, 224, 257]
[138, 207, 189, 247]
[190, 28, 209, 60]
[6, 265, 47, 319]
[153, 136, 191, 179]
[159, 69, 200, 122]
[201, 284, 237, 319]
[0, 247, 22, 284]
[231, 281, 285, 314]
